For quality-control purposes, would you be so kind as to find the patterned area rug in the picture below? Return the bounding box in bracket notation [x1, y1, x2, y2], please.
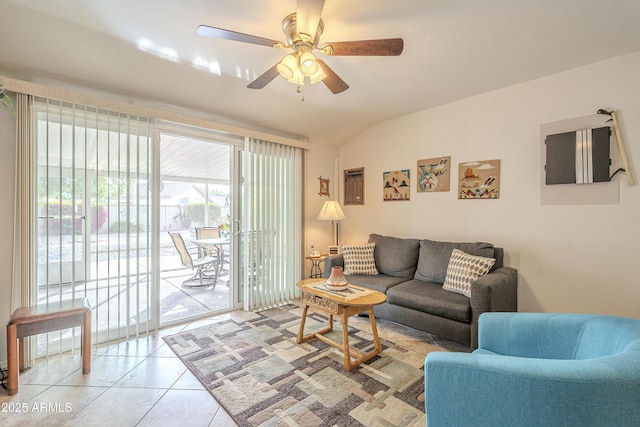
[163, 304, 430, 427]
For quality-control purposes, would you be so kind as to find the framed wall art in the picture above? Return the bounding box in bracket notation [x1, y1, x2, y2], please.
[458, 159, 500, 199]
[383, 169, 410, 201]
[417, 156, 450, 192]
[318, 176, 330, 197]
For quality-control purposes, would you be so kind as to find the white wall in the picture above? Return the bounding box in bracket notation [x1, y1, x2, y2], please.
[334, 51, 640, 317]
[304, 143, 339, 267]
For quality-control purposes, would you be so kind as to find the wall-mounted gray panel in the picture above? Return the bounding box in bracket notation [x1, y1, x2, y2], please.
[545, 126, 610, 185]
[591, 127, 611, 183]
[540, 115, 619, 206]
[545, 131, 577, 184]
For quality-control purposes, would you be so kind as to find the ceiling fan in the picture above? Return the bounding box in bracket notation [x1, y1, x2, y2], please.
[197, 0, 404, 95]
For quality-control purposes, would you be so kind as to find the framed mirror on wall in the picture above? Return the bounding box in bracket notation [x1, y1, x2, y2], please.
[344, 167, 364, 205]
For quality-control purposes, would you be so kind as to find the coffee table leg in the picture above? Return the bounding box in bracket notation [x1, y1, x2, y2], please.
[297, 304, 310, 343]
[342, 312, 352, 371]
[369, 308, 383, 353]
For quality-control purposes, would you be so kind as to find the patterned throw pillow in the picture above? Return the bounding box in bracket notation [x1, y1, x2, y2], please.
[342, 243, 379, 275]
[442, 248, 496, 297]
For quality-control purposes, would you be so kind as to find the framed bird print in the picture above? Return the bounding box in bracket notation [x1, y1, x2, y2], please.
[458, 159, 500, 199]
[417, 156, 450, 192]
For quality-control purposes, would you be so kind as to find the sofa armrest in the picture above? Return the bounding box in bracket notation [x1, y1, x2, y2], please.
[323, 254, 344, 278]
[469, 266, 517, 348]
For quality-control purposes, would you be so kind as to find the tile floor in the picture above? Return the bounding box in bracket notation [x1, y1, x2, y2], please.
[159, 269, 232, 324]
[1, 302, 467, 427]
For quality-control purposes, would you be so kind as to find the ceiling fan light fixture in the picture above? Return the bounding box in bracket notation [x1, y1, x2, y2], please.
[309, 63, 326, 84]
[287, 67, 304, 85]
[276, 53, 298, 79]
[299, 51, 318, 76]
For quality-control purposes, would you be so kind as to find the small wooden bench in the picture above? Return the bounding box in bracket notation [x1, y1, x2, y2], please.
[6, 298, 91, 395]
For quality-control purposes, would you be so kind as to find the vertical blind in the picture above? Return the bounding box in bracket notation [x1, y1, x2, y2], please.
[12, 93, 36, 313]
[30, 98, 156, 354]
[242, 138, 302, 310]
[12, 91, 305, 360]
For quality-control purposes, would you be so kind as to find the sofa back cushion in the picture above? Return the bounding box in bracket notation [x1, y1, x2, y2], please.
[479, 313, 640, 360]
[414, 239, 494, 283]
[574, 316, 640, 359]
[368, 234, 420, 279]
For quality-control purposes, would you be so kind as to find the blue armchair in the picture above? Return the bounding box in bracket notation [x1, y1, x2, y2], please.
[424, 312, 640, 426]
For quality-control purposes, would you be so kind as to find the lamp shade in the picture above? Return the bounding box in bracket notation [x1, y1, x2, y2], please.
[317, 200, 346, 221]
[299, 51, 318, 76]
[309, 63, 327, 84]
[287, 67, 304, 84]
[277, 54, 298, 79]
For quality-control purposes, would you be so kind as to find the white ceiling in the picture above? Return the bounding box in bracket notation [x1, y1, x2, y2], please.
[2, 0, 640, 147]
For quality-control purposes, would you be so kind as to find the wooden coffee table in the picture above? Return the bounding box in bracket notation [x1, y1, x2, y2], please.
[296, 278, 387, 371]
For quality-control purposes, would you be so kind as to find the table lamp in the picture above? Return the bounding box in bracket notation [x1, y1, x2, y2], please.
[317, 200, 346, 254]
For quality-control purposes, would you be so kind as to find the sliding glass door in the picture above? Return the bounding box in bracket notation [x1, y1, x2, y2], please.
[158, 130, 239, 324]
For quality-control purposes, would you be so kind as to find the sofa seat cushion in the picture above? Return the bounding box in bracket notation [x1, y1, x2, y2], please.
[414, 239, 494, 283]
[386, 279, 471, 323]
[344, 274, 406, 294]
[368, 234, 420, 279]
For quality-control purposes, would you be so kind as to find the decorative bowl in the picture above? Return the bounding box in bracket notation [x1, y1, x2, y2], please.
[325, 283, 348, 291]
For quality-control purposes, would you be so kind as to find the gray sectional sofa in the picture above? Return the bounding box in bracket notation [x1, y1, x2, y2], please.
[323, 234, 518, 348]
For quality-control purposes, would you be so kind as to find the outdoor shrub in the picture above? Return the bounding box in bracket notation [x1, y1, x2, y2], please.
[185, 202, 221, 225]
[40, 202, 107, 234]
[108, 220, 145, 233]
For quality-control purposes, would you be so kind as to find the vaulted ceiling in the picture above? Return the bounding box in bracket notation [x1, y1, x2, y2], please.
[3, 0, 640, 146]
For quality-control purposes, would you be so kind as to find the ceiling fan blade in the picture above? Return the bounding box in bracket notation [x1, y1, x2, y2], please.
[197, 25, 279, 48]
[297, 0, 325, 41]
[322, 38, 404, 56]
[316, 59, 349, 94]
[247, 64, 280, 89]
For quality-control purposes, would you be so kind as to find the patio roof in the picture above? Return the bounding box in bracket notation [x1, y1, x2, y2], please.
[34, 105, 232, 184]
[160, 133, 231, 184]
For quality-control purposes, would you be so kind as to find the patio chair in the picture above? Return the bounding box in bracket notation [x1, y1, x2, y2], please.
[195, 226, 229, 280]
[168, 232, 218, 288]
[195, 226, 221, 257]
